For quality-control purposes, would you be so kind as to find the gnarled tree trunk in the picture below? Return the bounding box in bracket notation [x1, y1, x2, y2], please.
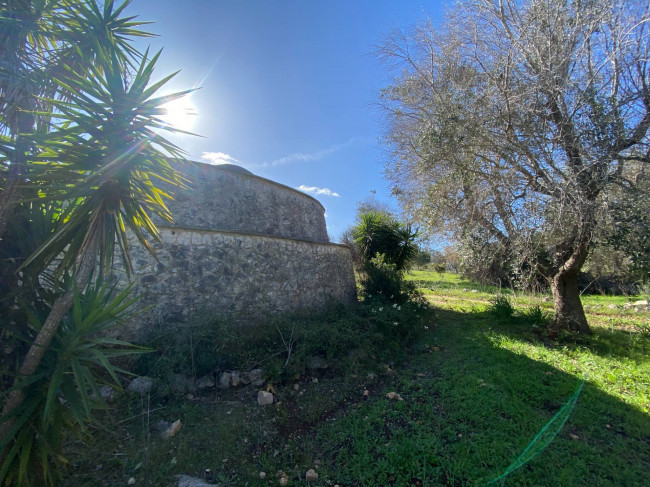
[548, 233, 593, 335]
[550, 268, 591, 334]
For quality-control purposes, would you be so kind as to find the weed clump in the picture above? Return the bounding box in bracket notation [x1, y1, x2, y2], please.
[523, 305, 550, 326]
[135, 298, 433, 386]
[489, 294, 515, 321]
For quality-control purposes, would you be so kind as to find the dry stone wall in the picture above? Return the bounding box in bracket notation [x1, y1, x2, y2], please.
[155, 162, 329, 242]
[117, 162, 356, 339]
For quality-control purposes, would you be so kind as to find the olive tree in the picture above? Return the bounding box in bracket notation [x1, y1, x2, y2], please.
[378, 0, 650, 333]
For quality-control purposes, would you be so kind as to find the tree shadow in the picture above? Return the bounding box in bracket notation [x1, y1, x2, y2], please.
[417, 307, 650, 486]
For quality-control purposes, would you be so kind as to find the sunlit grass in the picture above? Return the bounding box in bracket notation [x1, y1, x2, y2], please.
[64, 270, 650, 486]
[484, 331, 650, 414]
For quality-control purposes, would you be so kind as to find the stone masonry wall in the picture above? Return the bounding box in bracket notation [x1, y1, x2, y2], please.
[115, 162, 356, 339]
[156, 163, 329, 243]
[119, 227, 356, 339]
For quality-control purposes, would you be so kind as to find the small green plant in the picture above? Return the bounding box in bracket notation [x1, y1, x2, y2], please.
[489, 294, 515, 320]
[523, 305, 550, 326]
[136, 298, 433, 387]
[0, 282, 146, 487]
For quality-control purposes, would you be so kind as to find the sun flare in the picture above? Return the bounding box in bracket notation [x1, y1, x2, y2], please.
[161, 96, 197, 132]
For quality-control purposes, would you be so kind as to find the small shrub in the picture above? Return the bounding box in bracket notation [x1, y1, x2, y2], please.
[489, 294, 515, 320]
[523, 305, 550, 326]
[136, 297, 434, 387]
[0, 283, 144, 487]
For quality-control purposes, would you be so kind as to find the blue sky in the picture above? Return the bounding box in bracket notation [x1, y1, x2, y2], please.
[128, 1, 446, 241]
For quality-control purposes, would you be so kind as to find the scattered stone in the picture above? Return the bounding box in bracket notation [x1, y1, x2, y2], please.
[607, 304, 618, 309]
[306, 356, 328, 370]
[277, 471, 289, 486]
[127, 478, 136, 485]
[249, 368, 265, 387]
[363, 389, 369, 396]
[239, 371, 252, 385]
[633, 300, 649, 306]
[249, 368, 264, 381]
[196, 375, 215, 390]
[258, 391, 274, 406]
[293, 383, 300, 391]
[312, 377, 319, 383]
[175, 474, 218, 487]
[161, 419, 182, 439]
[367, 372, 376, 380]
[470, 289, 478, 293]
[219, 372, 232, 389]
[386, 392, 404, 401]
[100, 385, 115, 402]
[542, 297, 551, 302]
[305, 468, 319, 482]
[230, 371, 242, 387]
[259, 472, 267, 479]
[127, 377, 153, 395]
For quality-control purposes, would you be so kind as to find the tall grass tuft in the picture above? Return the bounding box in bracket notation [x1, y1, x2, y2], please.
[489, 294, 515, 321]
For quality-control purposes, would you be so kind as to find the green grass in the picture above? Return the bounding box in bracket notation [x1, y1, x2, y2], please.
[63, 271, 650, 486]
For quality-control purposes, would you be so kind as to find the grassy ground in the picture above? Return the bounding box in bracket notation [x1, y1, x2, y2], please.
[64, 271, 649, 486]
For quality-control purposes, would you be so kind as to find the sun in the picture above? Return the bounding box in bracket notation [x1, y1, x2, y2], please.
[160, 95, 197, 132]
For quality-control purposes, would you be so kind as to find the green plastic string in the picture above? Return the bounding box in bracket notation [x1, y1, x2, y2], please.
[487, 380, 585, 486]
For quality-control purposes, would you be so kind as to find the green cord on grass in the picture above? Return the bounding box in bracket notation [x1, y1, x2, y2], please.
[487, 380, 585, 486]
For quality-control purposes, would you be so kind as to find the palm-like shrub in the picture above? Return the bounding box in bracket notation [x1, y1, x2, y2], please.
[352, 211, 419, 300]
[352, 211, 418, 272]
[0, 1, 194, 483]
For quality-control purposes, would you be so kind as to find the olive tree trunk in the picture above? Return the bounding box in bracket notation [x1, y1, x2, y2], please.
[548, 237, 592, 335]
[550, 269, 591, 334]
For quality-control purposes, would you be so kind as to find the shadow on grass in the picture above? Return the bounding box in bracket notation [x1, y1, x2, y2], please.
[61, 305, 650, 487]
[320, 307, 650, 486]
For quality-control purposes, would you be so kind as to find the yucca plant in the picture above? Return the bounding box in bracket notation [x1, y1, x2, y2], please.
[352, 211, 419, 272]
[0, 281, 147, 486]
[352, 211, 419, 301]
[0, 1, 195, 481]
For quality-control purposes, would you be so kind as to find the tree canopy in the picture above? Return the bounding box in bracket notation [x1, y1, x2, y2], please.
[378, 0, 650, 333]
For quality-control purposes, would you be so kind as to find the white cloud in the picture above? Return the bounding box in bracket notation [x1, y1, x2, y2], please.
[200, 136, 373, 170]
[201, 152, 239, 165]
[297, 185, 340, 198]
[261, 136, 374, 168]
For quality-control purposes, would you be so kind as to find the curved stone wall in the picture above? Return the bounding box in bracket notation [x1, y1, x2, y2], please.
[156, 162, 329, 243]
[118, 162, 356, 338]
